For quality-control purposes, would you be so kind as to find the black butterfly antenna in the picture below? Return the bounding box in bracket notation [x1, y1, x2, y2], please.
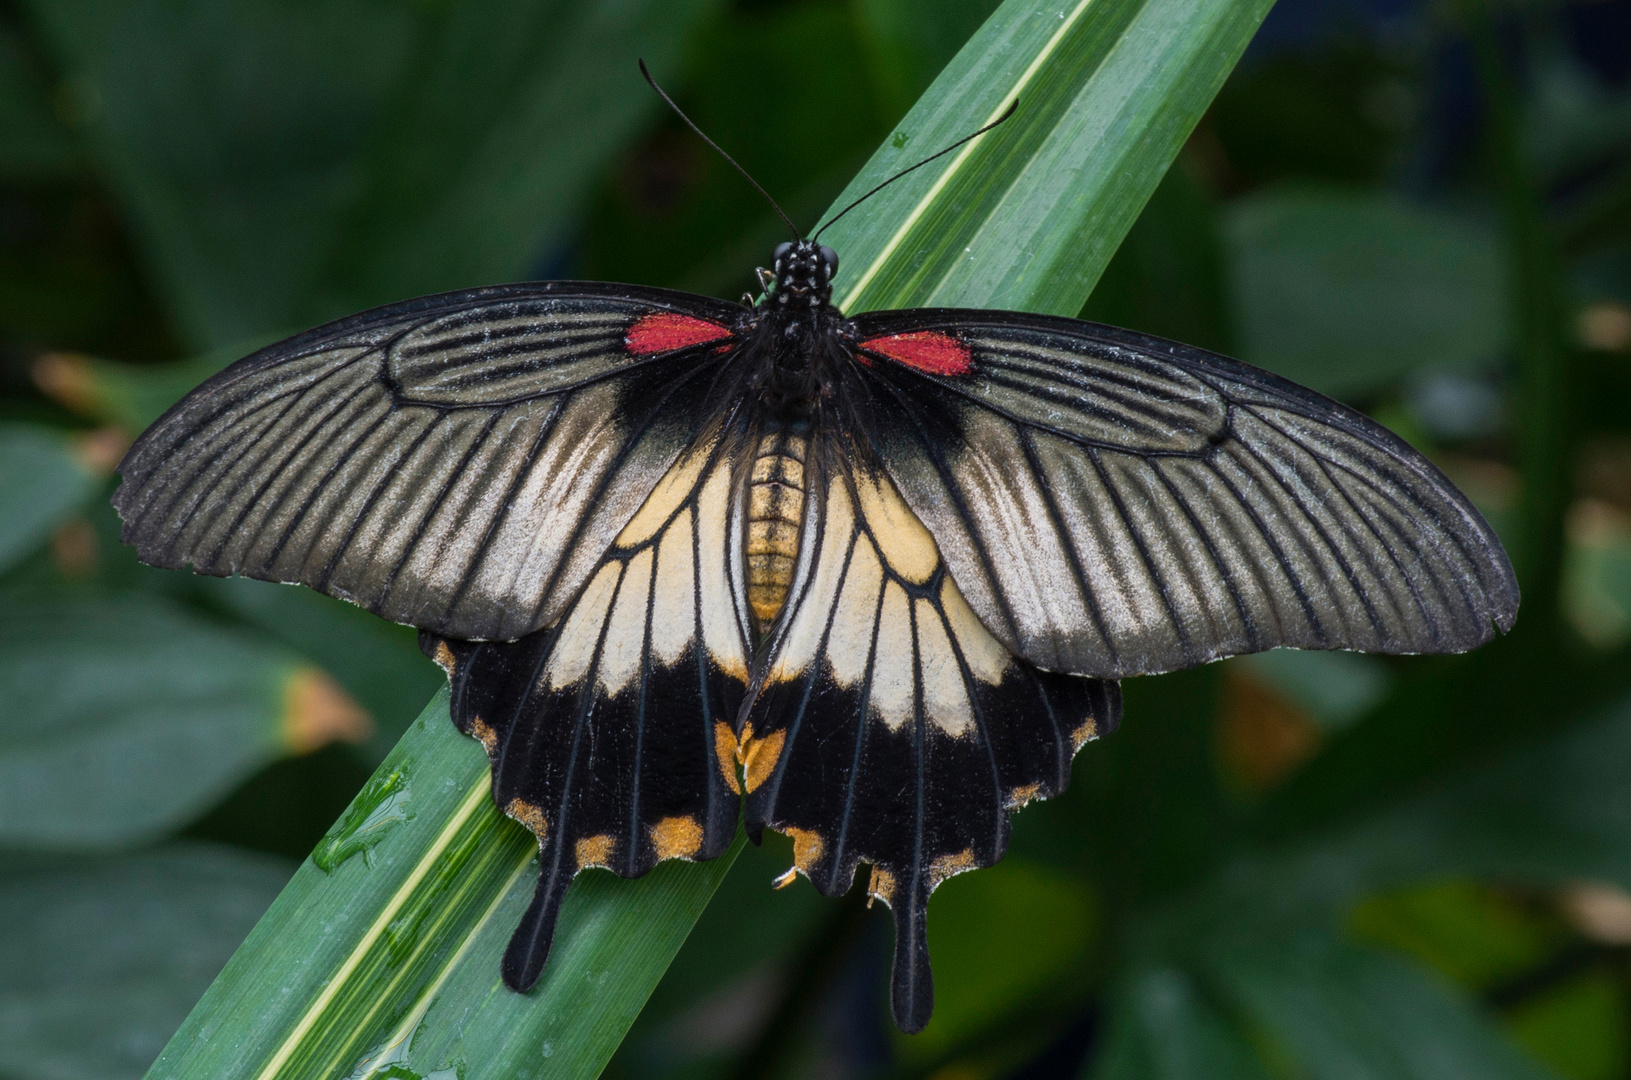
[639, 59, 802, 240]
[811, 98, 1018, 241]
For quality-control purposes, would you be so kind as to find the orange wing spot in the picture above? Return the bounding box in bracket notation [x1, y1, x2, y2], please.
[431, 640, 457, 676]
[505, 798, 549, 840]
[859, 330, 972, 376]
[1006, 782, 1043, 809]
[714, 721, 742, 794]
[651, 815, 704, 860]
[1071, 717, 1101, 750]
[927, 848, 977, 890]
[626, 312, 732, 355]
[469, 716, 500, 756]
[868, 865, 897, 908]
[782, 826, 825, 871]
[575, 834, 615, 868]
[737, 724, 786, 794]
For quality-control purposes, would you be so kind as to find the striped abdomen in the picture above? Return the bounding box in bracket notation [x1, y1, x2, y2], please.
[746, 429, 808, 632]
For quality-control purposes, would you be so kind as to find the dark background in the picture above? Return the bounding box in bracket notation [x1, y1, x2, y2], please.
[0, 0, 1629, 1077]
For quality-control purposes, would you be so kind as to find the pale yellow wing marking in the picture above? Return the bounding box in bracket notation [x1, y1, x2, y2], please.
[768, 461, 1016, 738]
[543, 438, 749, 698]
[649, 508, 696, 666]
[870, 581, 914, 731]
[597, 546, 653, 696]
[545, 562, 620, 690]
[914, 598, 972, 738]
[770, 477, 855, 682]
[697, 453, 750, 683]
[616, 438, 714, 547]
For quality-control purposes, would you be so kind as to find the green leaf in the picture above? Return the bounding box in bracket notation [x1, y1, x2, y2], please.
[1204, 930, 1555, 1080]
[0, 422, 100, 575]
[1349, 880, 1562, 991]
[24, 0, 722, 349]
[146, 0, 1276, 1070]
[1166, 686, 1631, 944]
[200, 576, 443, 760]
[22, 0, 413, 349]
[1109, 687, 1631, 1078]
[1508, 971, 1629, 1080]
[827, 0, 1276, 318]
[1091, 968, 1273, 1080]
[145, 693, 741, 1080]
[1233, 649, 1393, 731]
[852, 0, 1003, 117]
[1222, 187, 1509, 398]
[903, 859, 1096, 1062]
[1563, 511, 1631, 650]
[0, 591, 316, 848]
[320, 0, 722, 314]
[0, 19, 77, 178]
[0, 844, 291, 1080]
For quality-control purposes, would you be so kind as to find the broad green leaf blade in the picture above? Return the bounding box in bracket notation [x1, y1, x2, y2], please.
[0, 592, 347, 849]
[22, 0, 413, 349]
[145, 693, 741, 1080]
[0, 20, 76, 178]
[1114, 689, 1631, 1078]
[1143, 686, 1631, 959]
[201, 577, 442, 761]
[1232, 650, 1393, 731]
[826, 0, 1276, 318]
[320, 0, 721, 313]
[1204, 930, 1554, 1080]
[145, 0, 1275, 1071]
[1222, 187, 1509, 397]
[1091, 968, 1273, 1080]
[0, 845, 291, 1080]
[24, 0, 720, 349]
[0, 422, 99, 574]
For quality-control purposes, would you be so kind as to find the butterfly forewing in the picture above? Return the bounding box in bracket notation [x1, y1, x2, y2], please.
[849, 310, 1520, 678]
[740, 439, 1120, 1033]
[113, 283, 741, 643]
[424, 427, 753, 991]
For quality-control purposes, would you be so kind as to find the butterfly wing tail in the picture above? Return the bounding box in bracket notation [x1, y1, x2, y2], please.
[502, 852, 575, 992]
[886, 876, 934, 1034]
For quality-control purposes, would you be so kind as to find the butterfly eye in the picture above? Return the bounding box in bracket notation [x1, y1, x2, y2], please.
[772, 241, 793, 266]
[818, 245, 839, 278]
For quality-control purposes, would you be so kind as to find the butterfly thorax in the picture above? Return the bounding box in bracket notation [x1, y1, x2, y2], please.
[745, 239, 847, 413]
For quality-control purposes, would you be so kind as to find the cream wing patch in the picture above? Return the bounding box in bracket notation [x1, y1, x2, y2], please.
[542, 437, 749, 700]
[767, 459, 1017, 738]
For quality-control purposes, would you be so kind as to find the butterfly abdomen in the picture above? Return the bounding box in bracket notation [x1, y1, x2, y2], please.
[746, 428, 808, 632]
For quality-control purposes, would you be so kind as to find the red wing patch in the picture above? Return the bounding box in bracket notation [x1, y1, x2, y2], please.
[626, 312, 733, 355]
[859, 330, 973, 377]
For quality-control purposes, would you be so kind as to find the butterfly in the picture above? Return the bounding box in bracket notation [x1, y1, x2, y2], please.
[110, 79, 1518, 1035]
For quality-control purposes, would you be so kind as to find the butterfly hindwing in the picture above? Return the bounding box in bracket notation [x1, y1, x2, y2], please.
[848, 310, 1520, 678]
[739, 442, 1119, 1033]
[114, 282, 743, 642]
[422, 430, 752, 991]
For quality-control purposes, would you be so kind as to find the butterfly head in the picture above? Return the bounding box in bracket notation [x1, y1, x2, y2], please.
[770, 240, 838, 308]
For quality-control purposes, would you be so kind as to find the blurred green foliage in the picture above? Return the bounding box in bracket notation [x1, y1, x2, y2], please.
[1, 0, 1630, 1078]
